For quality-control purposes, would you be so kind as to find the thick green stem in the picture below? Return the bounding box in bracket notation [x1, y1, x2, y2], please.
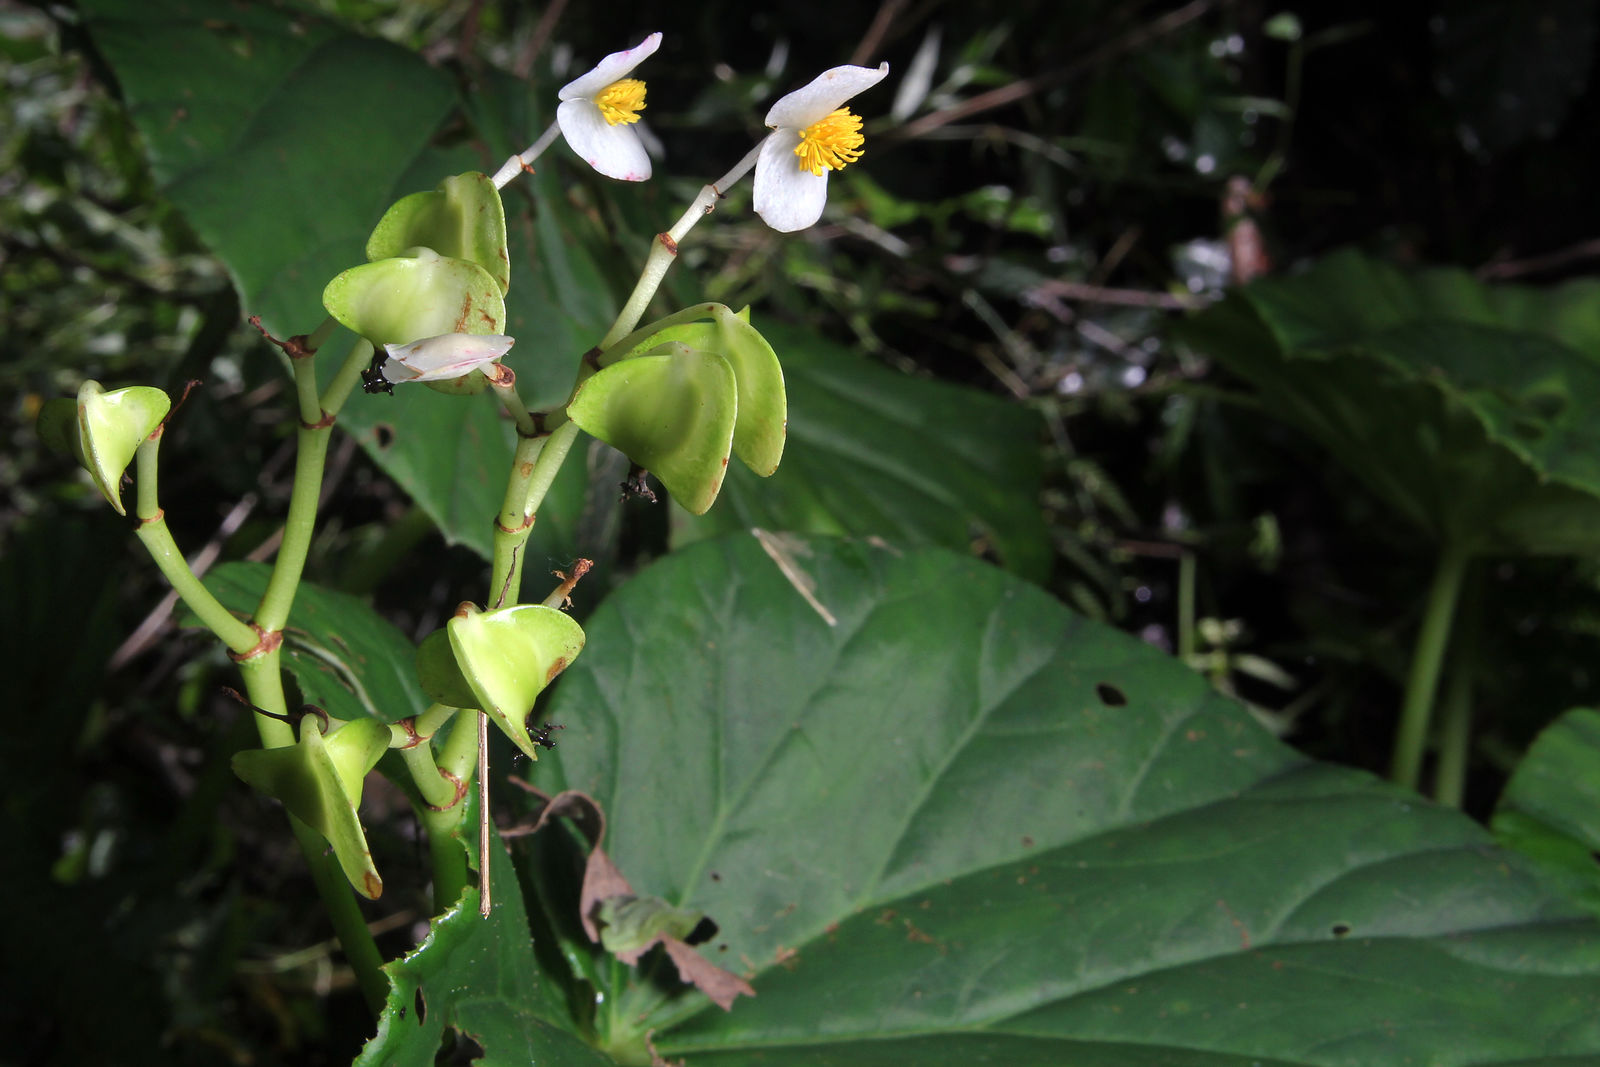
[235, 653, 387, 1013]
[397, 706, 471, 914]
[132, 437, 259, 654]
[1433, 664, 1473, 808]
[322, 338, 376, 418]
[1177, 550, 1196, 663]
[437, 711, 481, 794]
[489, 433, 549, 609]
[491, 377, 539, 438]
[419, 803, 471, 914]
[254, 425, 331, 633]
[255, 334, 375, 635]
[1432, 563, 1482, 807]
[1389, 542, 1472, 790]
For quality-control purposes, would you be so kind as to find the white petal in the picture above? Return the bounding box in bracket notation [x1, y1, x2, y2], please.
[765, 63, 889, 129]
[753, 130, 830, 232]
[556, 99, 652, 181]
[558, 32, 662, 100]
[384, 333, 514, 383]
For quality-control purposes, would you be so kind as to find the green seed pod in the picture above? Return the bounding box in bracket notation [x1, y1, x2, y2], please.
[612, 305, 786, 476]
[415, 627, 482, 710]
[567, 342, 740, 514]
[232, 717, 390, 899]
[322, 248, 507, 396]
[446, 603, 586, 761]
[366, 172, 510, 295]
[36, 381, 171, 516]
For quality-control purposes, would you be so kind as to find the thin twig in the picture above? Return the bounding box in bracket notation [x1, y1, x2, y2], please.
[894, 0, 1214, 140]
[515, 0, 570, 78]
[850, 0, 909, 65]
[1476, 237, 1600, 281]
[1028, 278, 1200, 311]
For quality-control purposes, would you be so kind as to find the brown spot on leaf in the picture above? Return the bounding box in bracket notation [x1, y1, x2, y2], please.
[545, 656, 568, 684]
[903, 920, 938, 947]
[362, 871, 384, 899]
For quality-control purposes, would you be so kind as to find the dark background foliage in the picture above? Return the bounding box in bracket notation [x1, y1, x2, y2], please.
[4, 0, 1600, 1062]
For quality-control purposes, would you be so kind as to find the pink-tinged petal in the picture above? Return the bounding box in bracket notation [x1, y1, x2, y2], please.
[753, 131, 830, 232]
[556, 100, 652, 181]
[559, 32, 662, 101]
[383, 333, 514, 383]
[764, 63, 889, 129]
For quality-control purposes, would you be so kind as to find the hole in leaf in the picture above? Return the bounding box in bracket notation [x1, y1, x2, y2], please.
[373, 422, 396, 449]
[414, 988, 427, 1024]
[1095, 683, 1127, 707]
[686, 917, 719, 945]
[1331, 923, 1352, 938]
[710, 871, 721, 882]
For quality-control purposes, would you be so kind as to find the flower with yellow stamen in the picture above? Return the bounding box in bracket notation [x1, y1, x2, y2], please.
[753, 63, 889, 232]
[556, 33, 661, 182]
[594, 78, 647, 126]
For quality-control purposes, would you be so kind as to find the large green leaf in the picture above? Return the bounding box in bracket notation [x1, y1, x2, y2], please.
[357, 822, 612, 1066]
[675, 324, 1051, 582]
[79, 0, 606, 560]
[202, 562, 425, 723]
[535, 533, 1600, 1065]
[1180, 249, 1600, 555]
[1494, 707, 1600, 919]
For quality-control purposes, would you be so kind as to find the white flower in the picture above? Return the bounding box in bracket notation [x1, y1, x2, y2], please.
[382, 333, 514, 384]
[753, 63, 889, 233]
[557, 33, 662, 182]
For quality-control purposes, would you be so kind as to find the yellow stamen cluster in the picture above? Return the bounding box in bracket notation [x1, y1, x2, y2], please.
[595, 78, 647, 125]
[794, 108, 865, 175]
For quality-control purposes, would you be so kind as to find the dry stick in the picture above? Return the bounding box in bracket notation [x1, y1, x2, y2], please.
[895, 0, 1214, 140]
[1477, 237, 1600, 281]
[478, 710, 492, 917]
[1095, 226, 1143, 284]
[515, 0, 570, 78]
[1029, 278, 1200, 311]
[850, 0, 909, 65]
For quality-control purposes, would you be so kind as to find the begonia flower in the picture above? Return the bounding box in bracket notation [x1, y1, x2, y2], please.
[753, 62, 889, 232]
[380, 333, 514, 385]
[557, 32, 662, 182]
